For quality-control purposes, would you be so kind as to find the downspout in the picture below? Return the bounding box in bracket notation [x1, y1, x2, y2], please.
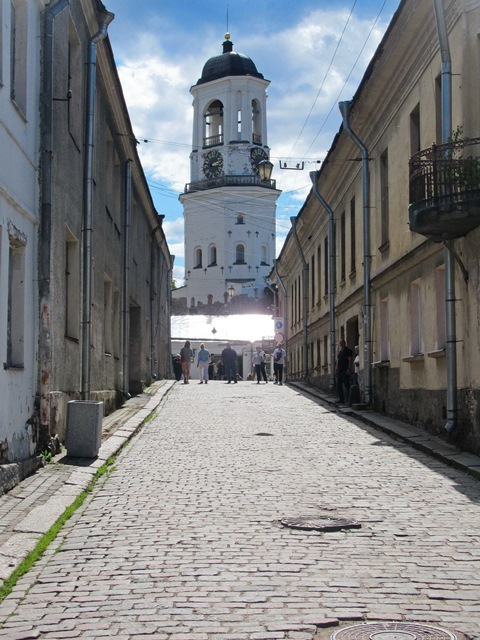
[167, 256, 174, 379]
[82, 10, 114, 400]
[150, 216, 165, 381]
[39, 0, 70, 444]
[309, 171, 337, 391]
[274, 259, 288, 373]
[122, 159, 132, 399]
[264, 278, 277, 320]
[290, 217, 308, 379]
[433, 0, 457, 434]
[339, 101, 372, 405]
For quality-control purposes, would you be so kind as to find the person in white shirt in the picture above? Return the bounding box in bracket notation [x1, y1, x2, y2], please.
[252, 346, 268, 384]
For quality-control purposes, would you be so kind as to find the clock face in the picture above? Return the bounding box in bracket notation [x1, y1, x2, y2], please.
[203, 150, 223, 179]
[250, 147, 269, 174]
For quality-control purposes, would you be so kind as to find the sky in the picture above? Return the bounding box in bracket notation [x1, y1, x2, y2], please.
[105, 0, 402, 283]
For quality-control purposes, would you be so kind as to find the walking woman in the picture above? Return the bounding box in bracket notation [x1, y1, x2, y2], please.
[180, 340, 193, 384]
[197, 343, 210, 384]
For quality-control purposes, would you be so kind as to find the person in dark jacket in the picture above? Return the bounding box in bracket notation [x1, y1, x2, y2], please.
[221, 343, 237, 383]
[172, 355, 183, 382]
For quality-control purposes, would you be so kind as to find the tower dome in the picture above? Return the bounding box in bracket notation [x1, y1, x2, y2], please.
[196, 33, 264, 85]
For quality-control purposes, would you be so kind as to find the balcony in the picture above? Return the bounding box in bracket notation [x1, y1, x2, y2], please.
[184, 174, 276, 194]
[409, 137, 480, 241]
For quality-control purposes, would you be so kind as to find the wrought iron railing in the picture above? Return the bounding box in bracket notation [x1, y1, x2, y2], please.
[184, 174, 276, 193]
[409, 137, 480, 204]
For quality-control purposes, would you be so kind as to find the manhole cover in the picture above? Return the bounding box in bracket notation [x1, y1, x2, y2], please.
[331, 623, 456, 640]
[280, 516, 361, 532]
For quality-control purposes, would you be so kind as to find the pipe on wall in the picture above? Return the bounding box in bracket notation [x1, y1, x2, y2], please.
[122, 160, 132, 398]
[290, 217, 308, 379]
[81, 10, 114, 400]
[39, 0, 70, 442]
[309, 172, 337, 391]
[338, 100, 372, 405]
[433, 0, 458, 434]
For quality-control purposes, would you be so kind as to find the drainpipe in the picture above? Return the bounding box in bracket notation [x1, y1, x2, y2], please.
[150, 216, 165, 381]
[82, 10, 115, 400]
[309, 172, 337, 391]
[264, 278, 277, 319]
[290, 217, 308, 379]
[122, 160, 132, 399]
[339, 101, 372, 405]
[433, 0, 457, 434]
[274, 259, 288, 373]
[39, 0, 70, 444]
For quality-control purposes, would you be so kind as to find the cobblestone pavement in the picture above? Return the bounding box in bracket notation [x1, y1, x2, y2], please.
[0, 381, 479, 640]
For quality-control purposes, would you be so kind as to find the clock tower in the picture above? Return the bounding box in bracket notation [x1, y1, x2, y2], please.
[175, 34, 281, 313]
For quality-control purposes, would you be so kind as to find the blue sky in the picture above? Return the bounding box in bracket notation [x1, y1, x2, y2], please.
[105, 0, 401, 282]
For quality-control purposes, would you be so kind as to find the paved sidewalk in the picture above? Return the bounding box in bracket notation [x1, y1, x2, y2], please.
[288, 381, 480, 481]
[0, 380, 175, 583]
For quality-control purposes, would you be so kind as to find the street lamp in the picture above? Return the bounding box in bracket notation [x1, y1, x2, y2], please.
[228, 285, 235, 299]
[258, 159, 274, 182]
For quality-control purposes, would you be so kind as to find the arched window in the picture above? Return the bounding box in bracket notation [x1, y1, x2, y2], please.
[204, 100, 224, 147]
[235, 243, 245, 264]
[252, 99, 261, 145]
[236, 213, 245, 225]
[261, 244, 269, 265]
[195, 248, 202, 268]
[208, 245, 217, 266]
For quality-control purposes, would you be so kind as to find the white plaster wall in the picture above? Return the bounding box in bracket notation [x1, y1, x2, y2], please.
[0, 0, 44, 461]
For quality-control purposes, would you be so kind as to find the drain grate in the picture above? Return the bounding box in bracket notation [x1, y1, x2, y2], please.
[331, 622, 456, 640]
[255, 432, 274, 436]
[280, 516, 361, 532]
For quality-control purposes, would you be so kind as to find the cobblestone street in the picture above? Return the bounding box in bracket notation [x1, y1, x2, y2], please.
[0, 381, 479, 640]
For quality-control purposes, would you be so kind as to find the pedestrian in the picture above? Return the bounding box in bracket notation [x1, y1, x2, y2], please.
[197, 343, 210, 384]
[208, 354, 216, 380]
[252, 346, 268, 384]
[336, 339, 353, 403]
[273, 344, 286, 385]
[353, 345, 360, 386]
[180, 340, 193, 384]
[172, 354, 183, 382]
[221, 342, 238, 383]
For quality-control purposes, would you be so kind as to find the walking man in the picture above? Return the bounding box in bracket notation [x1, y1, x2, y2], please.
[336, 339, 353, 403]
[221, 343, 238, 383]
[252, 346, 268, 384]
[273, 344, 286, 385]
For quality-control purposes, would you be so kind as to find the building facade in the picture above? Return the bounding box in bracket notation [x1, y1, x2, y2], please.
[0, 0, 46, 463]
[0, 0, 172, 466]
[173, 35, 281, 314]
[272, 0, 480, 454]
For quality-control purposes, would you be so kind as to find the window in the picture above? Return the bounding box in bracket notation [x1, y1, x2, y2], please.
[204, 100, 224, 147]
[68, 19, 82, 146]
[324, 236, 328, 295]
[380, 149, 389, 248]
[311, 253, 315, 307]
[317, 245, 321, 303]
[350, 197, 356, 275]
[252, 99, 261, 144]
[410, 280, 422, 355]
[260, 245, 268, 265]
[236, 214, 244, 225]
[10, 0, 27, 115]
[410, 104, 421, 155]
[316, 339, 321, 369]
[435, 266, 446, 350]
[104, 276, 113, 355]
[235, 243, 245, 264]
[208, 245, 217, 266]
[7, 236, 25, 367]
[435, 75, 442, 144]
[194, 248, 202, 268]
[340, 211, 346, 283]
[380, 297, 390, 361]
[65, 231, 80, 340]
